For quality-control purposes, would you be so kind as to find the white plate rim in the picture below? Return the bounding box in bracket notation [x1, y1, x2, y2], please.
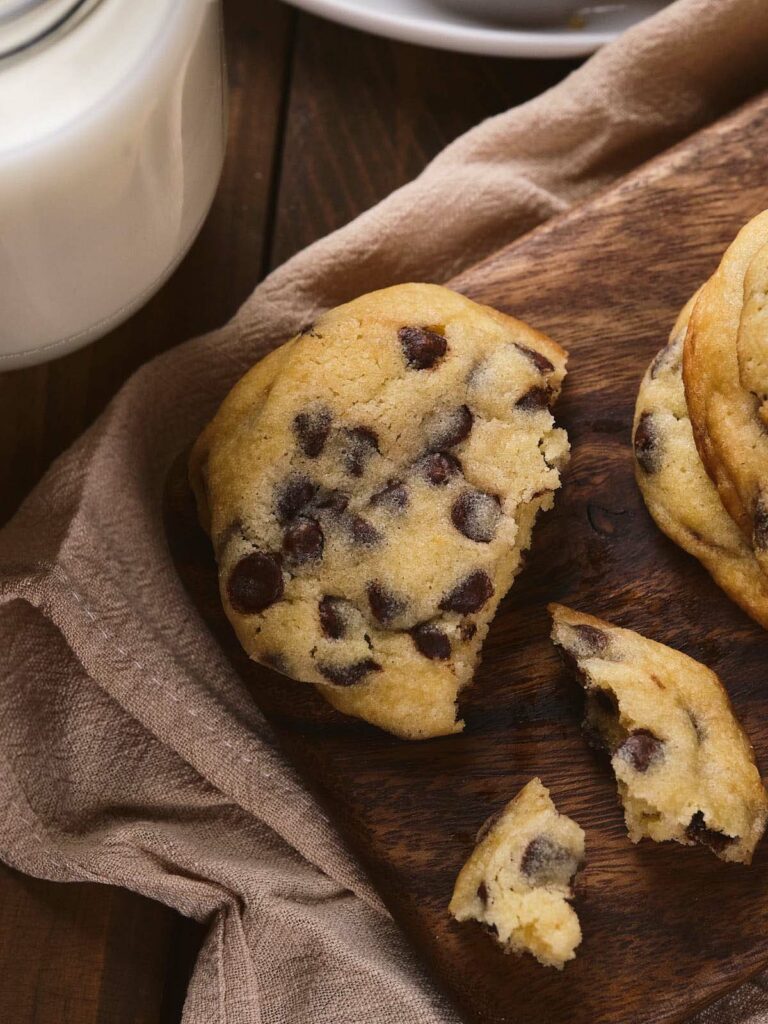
[282, 0, 623, 57]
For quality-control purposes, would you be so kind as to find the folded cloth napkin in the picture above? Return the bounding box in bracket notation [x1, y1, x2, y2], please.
[2, 1, 768, 1021]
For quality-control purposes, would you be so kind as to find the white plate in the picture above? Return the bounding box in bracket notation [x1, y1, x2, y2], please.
[281, 0, 667, 57]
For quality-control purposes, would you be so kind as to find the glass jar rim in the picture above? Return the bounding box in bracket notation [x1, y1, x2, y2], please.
[0, 0, 101, 60]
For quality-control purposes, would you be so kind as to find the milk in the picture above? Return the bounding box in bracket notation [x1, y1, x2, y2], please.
[0, 0, 226, 367]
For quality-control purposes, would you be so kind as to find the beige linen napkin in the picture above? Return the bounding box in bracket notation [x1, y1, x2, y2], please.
[2, 1, 768, 1021]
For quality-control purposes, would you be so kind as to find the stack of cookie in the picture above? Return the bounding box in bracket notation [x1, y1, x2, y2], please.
[634, 211, 768, 627]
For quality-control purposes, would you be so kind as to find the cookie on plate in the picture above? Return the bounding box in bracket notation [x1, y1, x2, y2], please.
[449, 778, 585, 969]
[633, 295, 768, 628]
[550, 604, 768, 863]
[683, 211, 768, 559]
[190, 283, 569, 739]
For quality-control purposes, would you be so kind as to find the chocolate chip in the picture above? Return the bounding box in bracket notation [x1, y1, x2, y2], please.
[276, 474, 317, 523]
[399, 326, 447, 369]
[370, 479, 409, 512]
[634, 412, 661, 474]
[342, 427, 380, 477]
[515, 343, 554, 375]
[460, 622, 477, 641]
[347, 514, 381, 547]
[476, 881, 489, 905]
[420, 452, 461, 486]
[451, 490, 502, 543]
[427, 405, 473, 450]
[515, 385, 552, 412]
[316, 489, 349, 515]
[367, 581, 407, 624]
[283, 516, 324, 564]
[293, 407, 332, 458]
[573, 624, 610, 657]
[318, 659, 382, 686]
[617, 729, 664, 772]
[754, 491, 768, 551]
[521, 836, 581, 888]
[319, 596, 350, 639]
[411, 623, 451, 660]
[440, 570, 494, 614]
[685, 811, 735, 853]
[227, 552, 284, 614]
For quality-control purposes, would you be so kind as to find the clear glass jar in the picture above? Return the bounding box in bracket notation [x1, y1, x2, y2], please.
[0, 0, 226, 367]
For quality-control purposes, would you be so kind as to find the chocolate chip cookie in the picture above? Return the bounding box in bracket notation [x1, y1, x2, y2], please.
[449, 778, 585, 969]
[550, 604, 768, 863]
[683, 211, 768, 563]
[634, 295, 768, 628]
[190, 283, 569, 739]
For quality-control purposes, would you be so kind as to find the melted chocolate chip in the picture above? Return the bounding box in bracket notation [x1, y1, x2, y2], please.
[521, 836, 581, 888]
[276, 474, 317, 523]
[370, 479, 409, 512]
[293, 407, 332, 458]
[411, 623, 451, 660]
[451, 490, 502, 543]
[342, 426, 380, 477]
[427, 405, 474, 450]
[685, 811, 735, 853]
[399, 325, 447, 369]
[460, 622, 477, 642]
[319, 596, 350, 639]
[617, 729, 664, 772]
[347, 514, 381, 547]
[316, 489, 349, 515]
[318, 659, 382, 687]
[515, 343, 554, 376]
[421, 451, 461, 486]
[367, 581, 407, 624]
[634, 412, 661, 474]
[227, 552, 283, 614]
[440, 570, 494, 614]
[515, 385, 552, 412]
[754, 492, 768, 551]
[476, 881, 489, 905]
[283, 516, 324, 564]
[573, 624, 610, 657]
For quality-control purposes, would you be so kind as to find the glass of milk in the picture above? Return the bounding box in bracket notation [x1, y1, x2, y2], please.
[0, 0, 226, 368]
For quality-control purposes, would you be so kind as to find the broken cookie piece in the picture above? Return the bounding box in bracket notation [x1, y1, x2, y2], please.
[550, 604, 768, 863]
[190, 283, 569, 739]
[449, 778, 585, 969]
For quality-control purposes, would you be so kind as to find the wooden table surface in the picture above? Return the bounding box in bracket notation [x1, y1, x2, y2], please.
[0, 3, 577, 1020]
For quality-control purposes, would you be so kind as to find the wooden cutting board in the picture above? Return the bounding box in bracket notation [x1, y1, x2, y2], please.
[165, 91, 768, 1024]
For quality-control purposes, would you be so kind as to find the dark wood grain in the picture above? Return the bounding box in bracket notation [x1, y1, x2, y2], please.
[166, 91, 768, 1024]
[0, 863, 199, 1024]
[270, 13, 578, 268]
